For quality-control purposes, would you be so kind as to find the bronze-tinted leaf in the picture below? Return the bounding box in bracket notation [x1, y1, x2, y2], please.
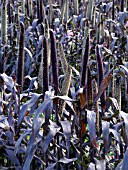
[93, 67, 114, 104]
[79, 88, 87, 109]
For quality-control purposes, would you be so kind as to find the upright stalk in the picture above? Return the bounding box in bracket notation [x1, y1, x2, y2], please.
[50, 29, 58, 95]
[1, 0, 7, 45]
[0, 0, 7, 73]
[17, 22, 25, 92]
[43, 37, 49, 95]
[96, 45, 106, 114]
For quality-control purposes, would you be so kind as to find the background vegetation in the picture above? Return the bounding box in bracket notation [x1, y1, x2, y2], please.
[0, 0, 128, 169]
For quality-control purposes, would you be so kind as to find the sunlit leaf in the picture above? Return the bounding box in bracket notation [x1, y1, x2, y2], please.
[60, 120, 71, 157]
[86, 109, 98, 148]
[93, 68, 114, 104]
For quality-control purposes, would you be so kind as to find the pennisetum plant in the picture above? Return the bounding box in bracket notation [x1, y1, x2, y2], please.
[81, 22, 90, 87]
[100, 14, 105, 42]
[92, 79, 100, 136]
[74, 0, 79, 15]
[0, 0, 7, 73]
[7, 0, 11, 24]
[96, 45, 106, 114]
[29, 0, 33, 20]
[44, 17, 50, 39]
[1, 0, 7, 45]
[21, 0, 25, 14]
[87, 0, 94, 22]
[59, 66, 72, 117]
[107, 64, 115, 97]
[57, 0, 62, 7]
[44, 17, 50, 66]
[37, 0, 40, 19]
[120, 0, 124, 12]
[80, 22, 90, 109]
[92, 5, 96, 29]
[14, 1, 20, 25]
[87, 68, 93, 109]
[64, 0, 69, 25]
[50, 29, 58, 95]
[58, 42, 68, 74]
[17, 22, 25, 92]
[112, 0, 115, 20]
[96, 11, 101, 44]
[40, 0, 46, 22]
[43, 36, 49, 96]
[115, 77, 121, 111]
[61, 0, 66, 24]
[48, 0, 53, 27]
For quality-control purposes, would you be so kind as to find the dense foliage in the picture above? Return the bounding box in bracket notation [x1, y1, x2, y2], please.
[0, 0, 128, 169]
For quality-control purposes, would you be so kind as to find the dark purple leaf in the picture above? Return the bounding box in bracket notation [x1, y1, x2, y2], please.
[8, 107, 15, 134]
[23, 143, 37, 170]
[5, 149, 21, 166]
[17, 93, 40, 126]
[102, 121, 110, 152]
[93, 68, 113, 104]
[41, 121, 61, 153]
[45, 157, 77, 170]
[23, 134, 42, 170]
[15, 129, 31, 154]
[60, 120, 71, 157]
[33, 95, 74, 137]
[44, 91, 54, 126]
[0, 98, 3, 115]
[5, 130, 14, 145]
[33, 98, 52, 137]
